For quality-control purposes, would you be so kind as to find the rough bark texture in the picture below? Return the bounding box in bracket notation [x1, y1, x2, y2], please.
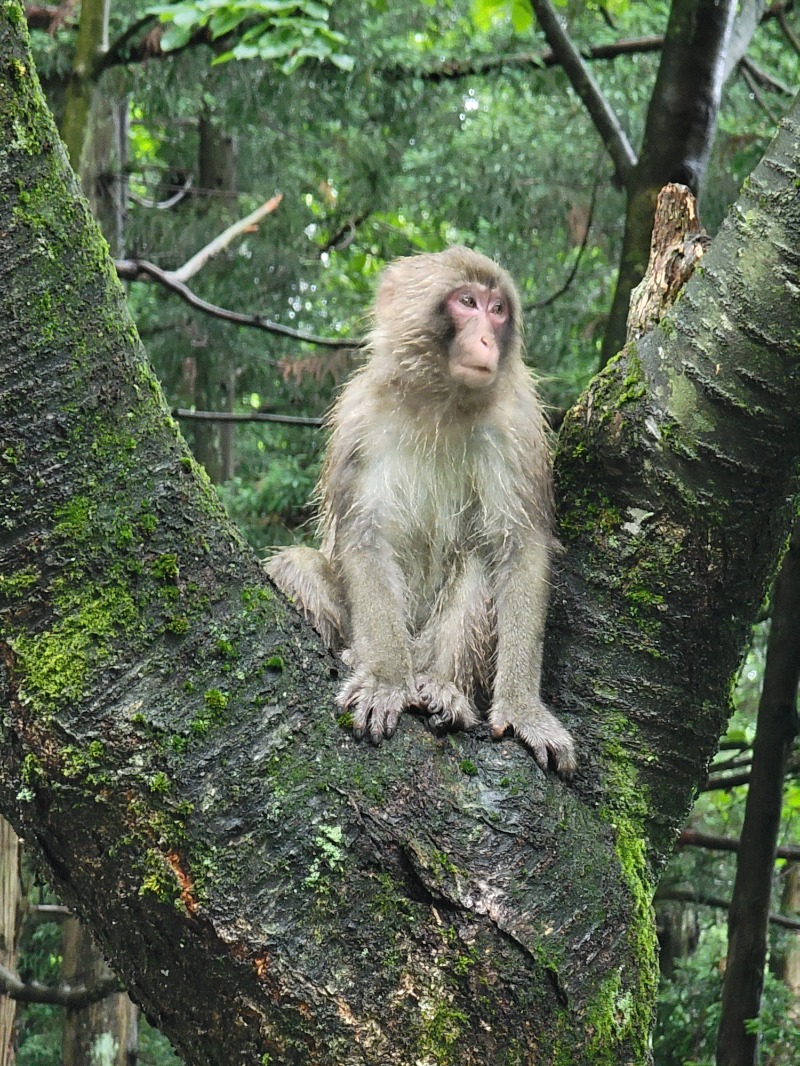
[601, 0, 738, 364]
[2, 7, 800, 1065]
[715, 523, 800, 1066]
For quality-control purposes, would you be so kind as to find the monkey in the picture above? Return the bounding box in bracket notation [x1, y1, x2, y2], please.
[266, 246, 576, 774]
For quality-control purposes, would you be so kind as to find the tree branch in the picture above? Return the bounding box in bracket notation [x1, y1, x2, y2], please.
[380, 36, 665, 83]
[170, 194, 283, 283]
[740, 53, 793, 95]
[173, 408, 323, 427]
[678, 829, 800, 861]
[115, 259, 359, 349]
[654, 890, 800, 930]
[529, 0, 637, 184]
[776, 4, 800, 56]
[0, 962, 123, 1007]
[703, 771, 754, 790]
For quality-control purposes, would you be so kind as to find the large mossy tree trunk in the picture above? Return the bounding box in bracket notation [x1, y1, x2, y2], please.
[2, 7, 800, 1064]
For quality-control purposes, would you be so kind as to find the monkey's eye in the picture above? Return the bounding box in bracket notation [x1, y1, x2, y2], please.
[459, 292, 478, 309]
[490, 300, 507, 316]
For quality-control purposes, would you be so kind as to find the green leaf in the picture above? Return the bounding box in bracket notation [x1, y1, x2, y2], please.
[160, 24, 195, 51]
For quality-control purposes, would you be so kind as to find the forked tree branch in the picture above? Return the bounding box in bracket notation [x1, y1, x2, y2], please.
[529, 0, 637, 183]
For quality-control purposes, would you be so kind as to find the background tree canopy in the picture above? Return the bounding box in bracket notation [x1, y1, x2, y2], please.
[0, 1, 799, 1064]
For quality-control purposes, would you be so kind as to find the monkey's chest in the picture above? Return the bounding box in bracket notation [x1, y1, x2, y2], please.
[369, 442, 494, 617]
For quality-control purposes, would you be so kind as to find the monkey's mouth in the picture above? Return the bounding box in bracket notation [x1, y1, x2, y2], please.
[456, 363, 497, 388]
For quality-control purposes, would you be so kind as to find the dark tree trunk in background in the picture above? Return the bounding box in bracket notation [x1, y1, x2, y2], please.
[2, 5, 800, 1063]
[600, 0, 737, 363]
[0, 817, 20, 1066]
[773, 864, 800, 1011]
[61, 918, 138, 1066]
[81, 84, 130, 260]
[191, 111, 239, 483]
[656, 900, 699, 980]
[715, 523, 800, 1066]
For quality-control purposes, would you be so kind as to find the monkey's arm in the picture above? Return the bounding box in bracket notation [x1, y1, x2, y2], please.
[488, 538, 577, 774]
[335, 543, 416, 745]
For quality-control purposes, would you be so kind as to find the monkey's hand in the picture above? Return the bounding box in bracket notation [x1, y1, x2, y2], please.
[413, 677, 480, 732]
[488, 699, 576, 776]
[338, 669, 414, 746]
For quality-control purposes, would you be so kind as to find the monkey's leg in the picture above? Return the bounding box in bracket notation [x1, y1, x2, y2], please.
[265, 546, 348, 652]
[412, 555, 488, 731]
[335, 548, 416, 745]
[488, 539, 577, 775]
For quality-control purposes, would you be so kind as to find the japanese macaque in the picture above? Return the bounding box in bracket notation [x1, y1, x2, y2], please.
[266, 246, 576, 774]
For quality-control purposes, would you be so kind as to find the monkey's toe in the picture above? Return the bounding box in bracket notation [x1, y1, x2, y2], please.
[412, 677, 480, 731]
[488, 699, 577, 777]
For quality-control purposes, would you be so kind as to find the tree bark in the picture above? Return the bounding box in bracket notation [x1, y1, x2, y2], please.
[2, 6, 800, 1064]
[715, 523, 800, 1066]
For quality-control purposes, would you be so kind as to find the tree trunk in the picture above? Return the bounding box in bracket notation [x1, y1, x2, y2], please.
[715, 523, 800, 1066]
[0, 817, 21, 1066]
[81, 82, 130, 259]
[62, 918, 138, 1066]
[774, 863, 800, 1019]
[60, 0, 109, 170]
[2, 7, 800, 1064]
[189, 111, 239, 483]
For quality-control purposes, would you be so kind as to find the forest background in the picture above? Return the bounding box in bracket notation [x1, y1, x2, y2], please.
[0, 1, 799, 1064]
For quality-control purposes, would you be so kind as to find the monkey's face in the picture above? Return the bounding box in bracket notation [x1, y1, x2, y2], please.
[446, 284, 511, 389]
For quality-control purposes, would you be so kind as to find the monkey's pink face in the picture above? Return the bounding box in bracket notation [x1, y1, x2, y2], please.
[446, 284, 510, 389]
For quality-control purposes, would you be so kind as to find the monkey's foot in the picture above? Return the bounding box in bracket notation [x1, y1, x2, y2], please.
[338, 670, 412, 745]
[488, 699, 577, 776]
[412, 677, 480, 731]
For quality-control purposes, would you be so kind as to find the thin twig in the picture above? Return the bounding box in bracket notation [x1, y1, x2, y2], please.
[172, 194, 283, 282]
[531, 154, 605, 309]
[174, 408, 324, 427]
